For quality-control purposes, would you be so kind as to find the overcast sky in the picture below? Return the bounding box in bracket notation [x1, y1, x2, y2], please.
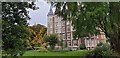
[27, 0, 52, 27]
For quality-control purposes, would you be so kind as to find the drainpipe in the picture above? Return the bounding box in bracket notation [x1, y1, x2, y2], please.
[53, 17, 55, 33]
[77, 37, 79, 49]
[65, 20, 67, 47]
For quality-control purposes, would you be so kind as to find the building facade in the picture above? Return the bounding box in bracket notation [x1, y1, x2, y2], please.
[47, 7, 106, 50]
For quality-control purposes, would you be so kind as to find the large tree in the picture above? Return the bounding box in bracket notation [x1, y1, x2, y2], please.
[52, 2, 120, 54]
[2, 2, 38, 56]
[27, 24, 47, 49]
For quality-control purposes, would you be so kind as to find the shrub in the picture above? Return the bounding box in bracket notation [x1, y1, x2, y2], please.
[79, 44, 86, 50]
[48, 47, 71, 52]
[38, 47, 48, 52]
[97, 42, 103, 47]
[85, 43, 117, 58]
[44, 34, 58, 50]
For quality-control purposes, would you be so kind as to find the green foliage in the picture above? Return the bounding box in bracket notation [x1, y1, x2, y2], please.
[85, 43, 117, 58]
[59, 40, 63, 46]
[2, 2, 38, 56]
[27, 24, 47, 50]
[23, 50, 88, 56]
[29, 24, 47, 34]
[79, 44, 86, 50]
[45, 34, 58, 50]
[97, 42, 103, 47]
[53, 2, 120, 54]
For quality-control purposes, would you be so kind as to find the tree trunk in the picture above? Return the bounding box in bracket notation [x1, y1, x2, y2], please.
[110, 35, 120, 54]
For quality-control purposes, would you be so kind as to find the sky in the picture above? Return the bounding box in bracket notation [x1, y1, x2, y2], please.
[27, 0, 52, 27]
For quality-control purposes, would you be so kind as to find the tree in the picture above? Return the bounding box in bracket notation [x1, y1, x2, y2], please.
[2, 2, 38, 56]
[45, 34, 58, 50]
[52, 2, 120, 54]
[27, 24, 47, 49]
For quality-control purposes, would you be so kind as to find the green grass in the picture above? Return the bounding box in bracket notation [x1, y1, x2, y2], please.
[23, 50, 88, 56]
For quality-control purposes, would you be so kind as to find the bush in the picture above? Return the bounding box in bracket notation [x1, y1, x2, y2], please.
[97, 42, 103, 47]
[52, 47, 71, 52]
[85, 43, 117, 58]
[44, 34, 58, 50]
[79, 44, 86, 50]
[38, 47, 48, 52]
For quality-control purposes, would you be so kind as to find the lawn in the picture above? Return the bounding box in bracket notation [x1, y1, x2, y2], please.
[23, 50, 88, 56]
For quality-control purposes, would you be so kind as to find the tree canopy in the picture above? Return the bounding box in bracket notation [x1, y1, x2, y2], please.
[27, 24, 47, 49]
[45, 34, 58, 50]
[2, 2, 38, 56]
[52, 2, 120, 54]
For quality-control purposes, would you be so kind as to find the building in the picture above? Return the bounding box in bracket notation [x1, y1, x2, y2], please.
[47, 7, 106, 50]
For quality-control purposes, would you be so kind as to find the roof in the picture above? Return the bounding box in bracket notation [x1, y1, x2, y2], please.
[47, 7, 53, 16]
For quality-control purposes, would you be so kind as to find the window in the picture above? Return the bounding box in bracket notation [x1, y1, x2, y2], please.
[91, 38, 94, 46]
[62, 34, 65, 39]
[67, 35, 71, 39]
[73, 40, 77, 46]
[56, 31, 58, 33]
[56, 25, 57, 27]
[62, 27, 65, 32]
[50, 18, 52, 21]
[68, 28, 70, 31]
[67, 41, 71, 46]
[56, 22, 58, 24]
[62, 22, 65, 25]
[67, 21, 69, 25]
[55, 29, 58, 30]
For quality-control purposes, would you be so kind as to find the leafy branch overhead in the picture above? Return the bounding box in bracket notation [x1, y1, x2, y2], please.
[52, 2, 120, 54]
[2, 2, 38, 56]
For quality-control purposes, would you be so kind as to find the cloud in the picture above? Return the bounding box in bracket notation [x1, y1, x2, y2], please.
[27, 1, 50, 27]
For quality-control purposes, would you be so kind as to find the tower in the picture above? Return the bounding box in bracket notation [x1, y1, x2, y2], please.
[47, 6, 53, 16]
[47, 6, 74, 49]
[47, 6, 54, 34]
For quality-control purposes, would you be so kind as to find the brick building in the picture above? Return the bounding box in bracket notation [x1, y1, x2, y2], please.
[47, 7, 106, 50]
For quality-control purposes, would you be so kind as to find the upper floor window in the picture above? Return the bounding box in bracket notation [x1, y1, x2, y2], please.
[67, 26, 70, 31]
